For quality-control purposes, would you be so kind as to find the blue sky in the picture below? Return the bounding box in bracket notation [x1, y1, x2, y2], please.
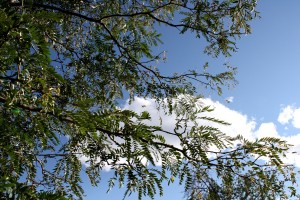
[82, 1, 300, 199]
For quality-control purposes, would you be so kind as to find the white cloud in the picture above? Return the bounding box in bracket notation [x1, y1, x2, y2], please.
[292, 108, 300, 128]
[123, 97, 181, 149]
[278, 105, 294, 125]
[78, 98, 300, 169]
[277, 105, 300, 129]
[254, 122, 279, 139]
[123, 97, 300, 167]
[199, 98, 256, 140]
[280, 134, 300, 167]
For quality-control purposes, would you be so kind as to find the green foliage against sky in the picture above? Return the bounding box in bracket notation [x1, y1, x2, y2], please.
[0, 0, 299, 199]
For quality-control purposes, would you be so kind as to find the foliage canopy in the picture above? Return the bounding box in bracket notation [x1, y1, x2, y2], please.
[0, 0, 299, 199]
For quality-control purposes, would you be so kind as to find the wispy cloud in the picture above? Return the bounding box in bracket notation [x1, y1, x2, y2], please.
[225, 96, 234, 103]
